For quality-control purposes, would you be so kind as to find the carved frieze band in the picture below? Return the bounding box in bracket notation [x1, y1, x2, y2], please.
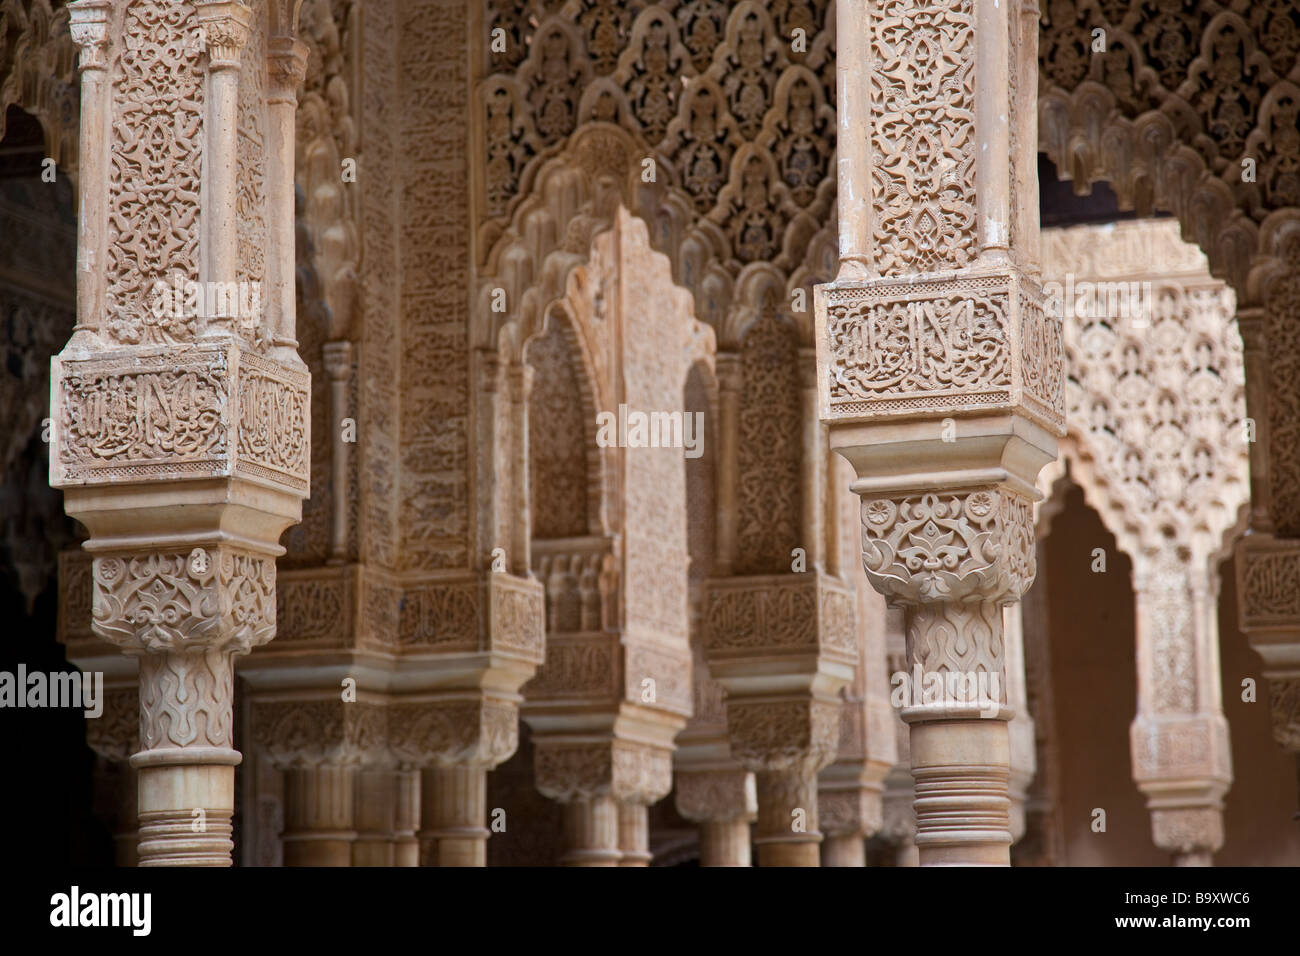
[353, 572, 543, 661]
[52, 345, 309, 493]
[703, 573, 856, 666]
[1130, 717, 1232, 784]
[1238, 542, 1300, 626]
[819, 272, 1063, 430]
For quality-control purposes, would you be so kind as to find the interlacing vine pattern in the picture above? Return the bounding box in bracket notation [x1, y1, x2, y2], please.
[105, 0, 203, 345]
[869, 0, 978, 274]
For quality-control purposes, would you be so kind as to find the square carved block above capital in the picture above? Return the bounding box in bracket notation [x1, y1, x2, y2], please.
[50, 342, 310, 496]
[814, 269, 1064, 436]
[1236, 534, 1300, 638]
[702, 571, 858, 678]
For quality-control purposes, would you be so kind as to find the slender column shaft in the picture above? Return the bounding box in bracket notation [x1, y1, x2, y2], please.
[266, 37, 309, 357]
[904, 601, 1013, 866]
[351, 768, 396, 867]
[618, 802, 652, 866]
[561, 796, 621, 866]
[282, 764, 356, 867]
[822, 834, 865, 867]
[714, 355, 740, 575]
[195, 2, 251, 341]
[420, 766, 489, 867]
[754, 769, 821, 867]
[67, 0, 111, 345]
[393, 769, 420, 867]
[907, 718, 1012, 866]
[323, 341, 353, 564]
[131, 645, 243, 867]
[700, 819, 751, 867]
[798, 349, 823, 568]
[509, 364, 534, 576]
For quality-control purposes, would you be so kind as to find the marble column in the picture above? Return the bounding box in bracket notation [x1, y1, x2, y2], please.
[816, 0, 1058, 866]
[53, 0, 311, 867]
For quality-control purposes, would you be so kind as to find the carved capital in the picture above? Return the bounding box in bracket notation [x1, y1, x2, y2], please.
[727, 698, 840, 776]
[674, 769, 754, 824]
[1150, 807, 1224, 859]
[194, 0, 254, 70]
[818, 786, 882, 839]
[860, 489, 1035, 607]
[267, 35, 310, 96]
[92, 546, 276, 655]
[253, 699, 388, 769]
[386, 698, 519, 771]
[533, 740, 673, 805]
[67, 0, 112, 71]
